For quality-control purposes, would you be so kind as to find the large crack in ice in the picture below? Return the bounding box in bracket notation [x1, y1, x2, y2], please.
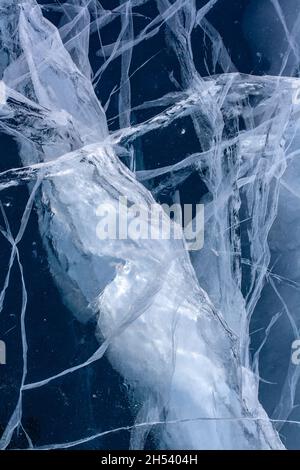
[0, 0, 300, 450]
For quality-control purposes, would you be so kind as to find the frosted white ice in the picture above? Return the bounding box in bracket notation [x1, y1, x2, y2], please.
[1, 0, 300, 450]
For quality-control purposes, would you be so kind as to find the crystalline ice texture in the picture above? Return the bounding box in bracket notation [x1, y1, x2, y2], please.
[0, 0, 300, 450]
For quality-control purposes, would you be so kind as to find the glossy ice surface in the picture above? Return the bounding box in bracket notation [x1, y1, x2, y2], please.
[0, 0, 300, 450]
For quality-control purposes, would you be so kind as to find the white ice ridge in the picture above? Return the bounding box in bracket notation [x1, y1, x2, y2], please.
[1, 0, 300, 449]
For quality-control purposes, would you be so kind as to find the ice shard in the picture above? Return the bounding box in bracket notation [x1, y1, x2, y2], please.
[0, 0, 300, 450]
